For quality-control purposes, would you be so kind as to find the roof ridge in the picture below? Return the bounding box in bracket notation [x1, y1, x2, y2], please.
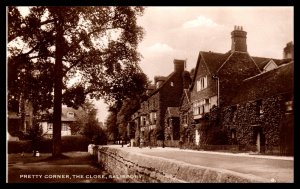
[200, 51, 226, 55]
[243, 62, 293, 82]
[216, 52, 234, 73]
[248, 53, 263, 73]
[200, 51, 212, 75]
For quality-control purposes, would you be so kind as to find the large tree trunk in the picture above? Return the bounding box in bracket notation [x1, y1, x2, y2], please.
[52, 15, 64, 157]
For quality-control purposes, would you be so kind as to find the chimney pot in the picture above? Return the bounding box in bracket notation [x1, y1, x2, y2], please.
[231, 25, 247, 52]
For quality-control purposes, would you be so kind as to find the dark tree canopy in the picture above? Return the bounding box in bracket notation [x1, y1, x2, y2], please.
[8, 6, 146, 156]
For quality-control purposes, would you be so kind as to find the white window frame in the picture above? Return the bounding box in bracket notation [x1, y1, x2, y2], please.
[196, 76, 208, 91]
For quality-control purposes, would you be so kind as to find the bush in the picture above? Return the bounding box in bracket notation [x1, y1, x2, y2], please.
[61, 135, 92, 152]
[8, 135, 92, 154]
[8, 140, 32, 154]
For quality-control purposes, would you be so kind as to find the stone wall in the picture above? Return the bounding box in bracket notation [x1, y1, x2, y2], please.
[88, 145, 270, 183]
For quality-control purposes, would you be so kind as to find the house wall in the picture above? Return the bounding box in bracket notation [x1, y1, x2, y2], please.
[135, 67, 185, 144]
[217, 53, 260, 107]
[220, 93, 293, 154]
[40, 122, 51, 137]
[158, 72, 184, 141]
[191, 58, 217, 103]
[40, 121, 71, 139]
[179, 91, 193, 144]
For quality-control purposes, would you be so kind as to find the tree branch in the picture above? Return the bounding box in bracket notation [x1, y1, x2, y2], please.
[62, 56, 85, 75]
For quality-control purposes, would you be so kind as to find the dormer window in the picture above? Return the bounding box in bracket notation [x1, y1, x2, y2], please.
[170, 82, 174, 87]
[67, 112, 74, 118]
[196, 76, 207, 92]
[263, 60, 278, 72]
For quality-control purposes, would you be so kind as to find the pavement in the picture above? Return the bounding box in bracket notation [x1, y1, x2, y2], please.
[108, 145, 294, 183]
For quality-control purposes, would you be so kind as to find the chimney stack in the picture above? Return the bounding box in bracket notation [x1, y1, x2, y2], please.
[283, 41, 294, 59]
[154, 76, 166, 89]
[231, 25, 247, 53]
[173, 59, 185, 73]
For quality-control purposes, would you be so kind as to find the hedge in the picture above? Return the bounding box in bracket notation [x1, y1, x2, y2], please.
[8, 135, 92, 154]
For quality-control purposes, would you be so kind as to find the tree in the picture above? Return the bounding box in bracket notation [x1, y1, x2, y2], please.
[8, 6, 145, 157]
[116, 97, 142, 140]
[106, 109, 119, 143]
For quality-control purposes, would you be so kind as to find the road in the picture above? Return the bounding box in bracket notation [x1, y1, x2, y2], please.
[111, 145, 294, 183]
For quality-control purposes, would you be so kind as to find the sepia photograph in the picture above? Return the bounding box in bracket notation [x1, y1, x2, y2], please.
[6, 6, 294, 183]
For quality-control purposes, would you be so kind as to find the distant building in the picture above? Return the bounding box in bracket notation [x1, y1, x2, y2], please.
[7, 97, 33, 139]
[131, 59, 188, 146]
[40, 107, 76, 139]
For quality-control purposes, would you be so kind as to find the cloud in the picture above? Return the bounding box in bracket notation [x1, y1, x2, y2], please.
[146, 43, 174, 53]
[183, 16, 218, 28]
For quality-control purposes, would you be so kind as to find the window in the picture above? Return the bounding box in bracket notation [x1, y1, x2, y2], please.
[231, 129, 236, 139]
[150, 112, 157, 125]
[141, 116, 146, 126]
[256, 100, 263, 116]
[183, 115, 188, 124]
[193, 102, 200, 115]
[231, 106, 237, 122]
[170, 82, 174, 87]
[47, 123, 53, 130]
[196, 76, 207, 91]
[62, 124, 70, 131]
[285, 101, 293, 112]
[193, 98, 212, 115]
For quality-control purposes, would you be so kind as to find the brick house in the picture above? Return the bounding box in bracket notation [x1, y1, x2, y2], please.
[131, 59, 187, 146]
[184, 26, 293, 154]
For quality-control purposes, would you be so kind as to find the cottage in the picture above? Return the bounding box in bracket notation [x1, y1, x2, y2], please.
[40, 107, 76, 139]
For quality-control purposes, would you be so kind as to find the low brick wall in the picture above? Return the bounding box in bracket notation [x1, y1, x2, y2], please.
[88, 145, 270, 183]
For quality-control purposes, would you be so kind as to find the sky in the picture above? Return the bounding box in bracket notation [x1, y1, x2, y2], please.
[97, 6, 293, 123]
[15, 7, 294, 123]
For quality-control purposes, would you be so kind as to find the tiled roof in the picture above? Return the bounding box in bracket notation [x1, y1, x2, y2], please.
[200, 51, 232, 74]
[252, 56, 283, 70]
[61, 116, 76, 122]
[229, 62, 294, 105]
[154, 76, 167, 81]
[217, 51, 261, 76]
[195, 51, 287, 76]
[167, 107, 180, 117]
[147, 72, 175, 97]
[40, 107, 77, 122]
[191, 51, 230, 89]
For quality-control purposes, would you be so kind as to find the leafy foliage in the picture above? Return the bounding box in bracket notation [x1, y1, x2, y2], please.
[106, 110, 118, 142]
[8, 6, 146, 156]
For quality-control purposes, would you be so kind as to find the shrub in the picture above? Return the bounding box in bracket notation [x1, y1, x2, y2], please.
[61, 135, 92, 152]
[8, 135, 93, 154]
[8, 140, 32, 154]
